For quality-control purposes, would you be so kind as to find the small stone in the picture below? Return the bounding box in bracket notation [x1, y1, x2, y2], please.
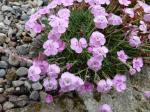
[0, 104, 2, 112]
[16, 67, 28, 77]
[5, 87, 15, 94]
[3, 102, 14, 111]
[12, 81, 24, 87]
[16, 44, 30, 55]
[0, 61, 8, 69]
[5, 68, 16, 81]
[0, 94, 7, 103]
[32, 82, 43, 91]
[0, 33, 7, 45]
[30, 91, 39, 101]
[2, 6, 13, 12]
[0, 88, 4, 93]
[0, 15, 4, 22]
[8, 55, 19, 66]
[0, 69, 6, 78]
[24, 81, 31, 90]
[22, 36, 32, 43]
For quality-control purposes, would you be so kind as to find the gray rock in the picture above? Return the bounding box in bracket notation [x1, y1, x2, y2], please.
[16, 44, 30, 55]
[32, 82, 43, 91]
[0, 104, 2, 112]
[16, 67, 28, 77]
[0, 61, 8, 69]
[8, 55, 19, 66]
[0, 33, 7, 44]
[3, 102, 14, 111]
[24, 81, 31, 90]
[0, 15, 4, 22]
[0, 88, 4, 93]
[1, 56, 9, 62]
[0, 94, 7, 103]
[9, 95, 28, 107]
[2, 5, 13, 12]
[0, 69, 6, 77]
[12, 80, 24, 87]
[5, 87, 15, 94]
[30, 91, 39, 101]
[21, 13, 29, 21]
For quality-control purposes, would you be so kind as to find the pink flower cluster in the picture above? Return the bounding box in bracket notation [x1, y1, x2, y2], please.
[97, 74, 127, 93]
[25, 0, 148, 106]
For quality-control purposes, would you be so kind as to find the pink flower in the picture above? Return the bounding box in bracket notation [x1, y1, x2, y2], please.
[129, 67, 136, 75]
[58, 8, 70, 20]
[138, 1, 150, 13]
[48, 30, 61, 41]
[97, 79, 113, 93]
[108, 14, 122, 26]
[117, 50, 128, 63]
[66, 63, 73, 70]
[143, 14, 150, 22]
[94, 15, 108, 29]
[43, 78, 58, 91]
[33, 60, 49, 75]
[139, 21, 147, 33]
[78, 82, 94, 93]
[47, 64, 60, 79]
[118, 0, 131, 6]
[33, 23, 42, 33]
[45, 94, 53, 104]
[87, 56, 103, 72]
[148, 34, 150, 40]
[90, 5, 108, 17]
[132, 57, 143, 72]
[43, 40, 59, 56]
[129, 35, 141, 48]
[28, 66, 41, 82]
[70, 38, 87, 53]
[144, 91, 150, 99]
[89, 31, 106, 47]
[98, 104, 112, 112]
[113, 74, 127, 92]
[61, 0, 74, 6]
[38, 7, 49, 15]
[93, 46, 109, 57]
[58, 39, 66, 52]
[124, 8, 134, 18]
[59, 72, 83, 92]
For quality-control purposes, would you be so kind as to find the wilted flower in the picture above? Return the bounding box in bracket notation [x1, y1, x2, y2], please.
[129, 67, 136, 75]
[139, 21, 147, 33]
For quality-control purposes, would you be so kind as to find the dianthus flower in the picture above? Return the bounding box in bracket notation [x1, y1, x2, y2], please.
[94, 15, 108, 29]
[108, 14, 122, 26]
[43, 78, 58, 91]
[47, 64, 60, 79]
[139, 21, 147, 33]
[113, 74, 127, 92]
[129, 67, 136, 75]
[45, 94, 53, 104]
[59, 72, 84, 92]
[87, 56, 103, 72]
[98, 104, 112, 112]
[92, 46, 109, 57]
[89, 31, 106, 47]
[117, 50, 128, 63]
[132, 57, 143, 72]
[97, 79, 113, 93]
[70, 38, 87, 53]
[43, 39, 59, 56]
[118, 0, 131, 6]
[124, 8, 134, 18]
[78, 82, 94, 93]
[28, 65, 41, 82]
[129, 35, 141, 48]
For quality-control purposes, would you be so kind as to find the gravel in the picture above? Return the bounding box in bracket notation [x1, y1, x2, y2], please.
[16, 67, 28, 77]
[32, 82, 43, 91]
[0, 61, 8, 69]
[29, 91, 39, 101]
[3, 101, 15, 111]
[0, 69, 6, 78]
[12, 80, 24, 87]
